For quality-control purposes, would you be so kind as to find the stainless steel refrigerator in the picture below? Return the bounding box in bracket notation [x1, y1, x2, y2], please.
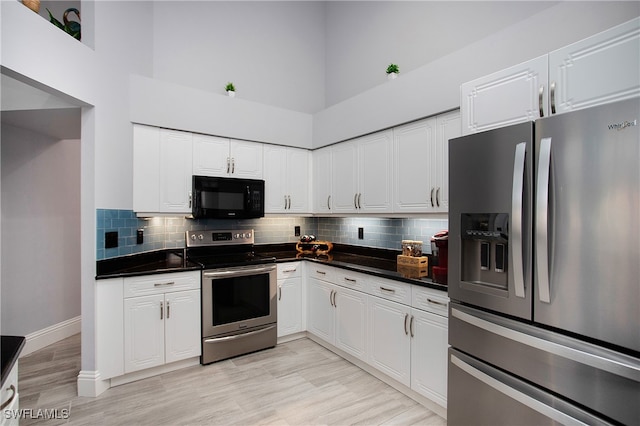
[447, 98, 640, 425]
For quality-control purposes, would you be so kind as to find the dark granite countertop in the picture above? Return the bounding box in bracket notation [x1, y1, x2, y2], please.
[95, 244, 447, 293]
[255, 243, 448, 293]
[1, 335, 25, 387]
[96, 249, 201, 279]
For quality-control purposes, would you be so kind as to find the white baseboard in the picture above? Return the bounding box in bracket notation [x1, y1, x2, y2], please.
[77, 370, 111, 397]
[20, 316, 81, 357]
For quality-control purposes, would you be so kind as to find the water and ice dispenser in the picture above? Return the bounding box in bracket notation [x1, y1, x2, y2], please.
[460, 213, 509, 290]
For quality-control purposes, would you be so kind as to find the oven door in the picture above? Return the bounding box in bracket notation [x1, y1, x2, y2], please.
[202, 264, 277, 338]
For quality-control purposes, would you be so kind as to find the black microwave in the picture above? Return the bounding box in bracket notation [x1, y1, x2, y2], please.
[192, 176, 265, 219]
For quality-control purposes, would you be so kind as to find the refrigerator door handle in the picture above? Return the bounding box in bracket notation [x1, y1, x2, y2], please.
[511, 142, 527, 298]
[536, 137, 552, 303]
[450, 353, 592, 425]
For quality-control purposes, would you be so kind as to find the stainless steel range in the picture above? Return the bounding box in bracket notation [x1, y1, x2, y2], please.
[186, 229, 277, 365]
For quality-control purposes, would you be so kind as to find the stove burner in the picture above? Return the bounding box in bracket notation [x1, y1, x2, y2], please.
[184, 229, 275, 268]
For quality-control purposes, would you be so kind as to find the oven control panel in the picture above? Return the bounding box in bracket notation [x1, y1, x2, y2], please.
[185, 229, 254, 247]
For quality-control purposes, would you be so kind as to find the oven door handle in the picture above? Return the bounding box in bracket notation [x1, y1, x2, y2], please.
[204, 325, 276, 343]
[203, 264, 276, 278]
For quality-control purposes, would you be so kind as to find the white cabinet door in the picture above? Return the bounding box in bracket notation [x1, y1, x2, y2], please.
[367, 296, 411, 386]
[286, 147, 310, 212]
[331, 141, 359, 213]
[263, 145, 288, 212]
[164, 289, 201, 364]
[124, 294, 165, 373]
[230, 140, 263, 179]
[334, 286, 368, 361]
[461, 55, 548, 135]
[192, 134, 231, 177]
[312, 146, 332, 214]
[159, 129, 193, 213]
[133, 124, 160, 213]
[410, 308, 448, 408]
[264, 146, 310, 213]
[277, 277, 303, 337]
[433, 110, 461, 212]
[358, 130, 393, 213]
[306, 278, 336, 344]
[394, 118, 437, 212]
[548, 17, 640, 115]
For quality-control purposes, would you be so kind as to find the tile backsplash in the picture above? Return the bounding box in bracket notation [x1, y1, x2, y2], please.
[96, 209, 448, 260]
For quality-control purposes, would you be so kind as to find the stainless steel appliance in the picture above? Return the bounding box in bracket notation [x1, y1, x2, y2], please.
[192, 176, 265, 219]
[186, 229, 277, 365]
[448, 98, 640, 425]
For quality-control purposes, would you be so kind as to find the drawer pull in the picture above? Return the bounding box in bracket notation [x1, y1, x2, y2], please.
[1, 384, 16, 410]
[427, 298, 447, 307]
[344, 278, 357, 283]
[380, 286, 396, 293]
[154, 281, 175, 287]
[282, 268, 297, 273]
[316, 270, 326, 275]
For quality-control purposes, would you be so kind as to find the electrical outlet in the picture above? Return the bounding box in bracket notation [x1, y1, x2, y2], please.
[295, 226, 301, 237]
[358, 227, 364, 239]
[105, 231, 118, 249]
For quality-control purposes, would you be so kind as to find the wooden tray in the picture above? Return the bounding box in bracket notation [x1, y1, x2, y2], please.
[296, 240, 333, 255]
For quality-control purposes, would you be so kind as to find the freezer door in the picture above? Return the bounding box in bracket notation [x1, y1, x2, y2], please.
[448, 348, 614, 426]
[449, 303, 640, 425]
[534, 98, 640, 352]
[448, 122, 533, 319]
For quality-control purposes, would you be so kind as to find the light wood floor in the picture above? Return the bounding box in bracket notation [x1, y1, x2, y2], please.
[18, 334, 446, 425]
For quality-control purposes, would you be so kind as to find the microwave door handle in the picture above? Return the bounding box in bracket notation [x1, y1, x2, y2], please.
[511, 142, 527, 298]
[536, 137, 552, 303]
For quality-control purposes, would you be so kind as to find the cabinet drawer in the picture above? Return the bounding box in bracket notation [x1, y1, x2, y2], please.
[277, 262, 301, 279]
[412, 286, 449, 317]
[308, 263, 335, 283]
[367, 278, 411, 305]
[335, 269, 366, 292]
[124, 271, 200, 298]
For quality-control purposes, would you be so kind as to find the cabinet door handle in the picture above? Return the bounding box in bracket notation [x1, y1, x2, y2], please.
[332, 290, 337, 307]
[284, 195, 288, 210]
[154, 281, 175, 287]
[231, 158, 235, 174]
[329, 290, 334, 307]
[426, 298, 448, 307]
[160, 301, 164, 320]
[327, 195, 331, 210]
[380, 286, 396, 293]
[166, 301, 170, 319]
[410, 315, 414, 338]
[436, 187, 440, 207]
[430, 187, 435, 207]
[278, 285, 282, 301]
[404, 313, 409, 335]
[538, 84, 545, 117]
[550, 81, 556, 114]
[0, 384, 16, 410]
[358, 193, 362, 209]
[288, 195, 291, 210]
[227, 157, 230, 174]
[354, 193, 358, 209]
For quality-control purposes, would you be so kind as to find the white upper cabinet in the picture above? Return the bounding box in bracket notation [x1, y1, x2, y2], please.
[133, 125, 192, 215]
[461, 17, 640, 135]
[460, 55, 548, 135]
[394, 111, 460, 213]
[263, 145, 310, 213]
[312, 146, 333, 214]
[331, 131, 393, 214]
[548, 17, 640, 115]
[193, 135, 263, 179]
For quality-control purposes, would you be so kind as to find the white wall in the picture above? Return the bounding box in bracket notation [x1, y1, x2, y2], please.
[0, 124, 81, 336]
[313, 1, 640, 147]
[152, 1, 326, 114]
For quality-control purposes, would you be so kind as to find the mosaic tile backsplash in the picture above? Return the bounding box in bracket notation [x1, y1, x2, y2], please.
[96, 209, 448, 260]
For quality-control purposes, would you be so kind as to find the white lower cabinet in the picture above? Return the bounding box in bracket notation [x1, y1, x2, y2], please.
[277, 262, 304, 337]
[305, 265, 449, 410]
[1, 361, 19, 426]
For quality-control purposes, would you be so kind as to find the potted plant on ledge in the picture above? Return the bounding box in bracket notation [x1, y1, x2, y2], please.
[226, 82, 236, 97]
[386, 63, 399, 80]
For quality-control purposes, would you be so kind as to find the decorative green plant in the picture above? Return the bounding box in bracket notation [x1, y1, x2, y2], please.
[47, 8, 81, 40]
[225, 82, 236, 92]
[386, 63, 399, 74]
